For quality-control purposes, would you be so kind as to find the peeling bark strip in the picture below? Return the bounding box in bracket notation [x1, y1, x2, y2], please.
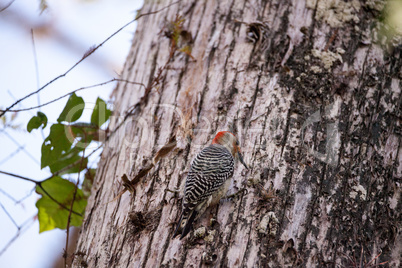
[74, 0, 401, 267]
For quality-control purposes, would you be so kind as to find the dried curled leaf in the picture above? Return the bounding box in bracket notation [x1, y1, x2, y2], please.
[117, 135, 177, 198]
[153, 135, 176, 164]
[164, 15, 194, 58]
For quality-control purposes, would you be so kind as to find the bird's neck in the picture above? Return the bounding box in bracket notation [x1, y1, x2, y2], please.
[213, 143, 235, 157]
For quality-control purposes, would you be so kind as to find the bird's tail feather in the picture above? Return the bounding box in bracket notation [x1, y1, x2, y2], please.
[172, 208, 198, 239]
[172, 212, 184, 238]
[180, 210, 197, 239]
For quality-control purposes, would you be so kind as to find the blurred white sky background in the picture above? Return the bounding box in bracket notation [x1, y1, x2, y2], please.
[0, 0, 143, 267]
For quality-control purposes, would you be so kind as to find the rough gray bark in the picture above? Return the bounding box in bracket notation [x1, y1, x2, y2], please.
[73, 0, 401, 267]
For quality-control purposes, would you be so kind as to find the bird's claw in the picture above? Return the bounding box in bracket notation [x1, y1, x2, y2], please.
[226, 188, 248, 200]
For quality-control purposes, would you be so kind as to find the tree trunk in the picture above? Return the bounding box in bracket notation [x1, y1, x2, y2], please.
[73, 0, 401, 267]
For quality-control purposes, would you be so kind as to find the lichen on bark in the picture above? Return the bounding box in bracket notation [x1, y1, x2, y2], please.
[73, 1, 401, 267]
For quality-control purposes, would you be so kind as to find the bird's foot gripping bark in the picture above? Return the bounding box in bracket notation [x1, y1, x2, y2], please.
[165, 188, 181, 203]
[225, 188, 248, 200]
[165, 188, 180, 194]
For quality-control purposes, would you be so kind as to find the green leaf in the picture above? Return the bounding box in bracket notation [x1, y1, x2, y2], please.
[57, 93, 84, 123]
[41, 124, 74, 169]
[91, 97, 111, 127]
[70, 123, 102, 142]
[27, 112, 47, 132]
[35, 176, 87, 233]
[41, 123, 91, 174]
[48, 148, 88, 175]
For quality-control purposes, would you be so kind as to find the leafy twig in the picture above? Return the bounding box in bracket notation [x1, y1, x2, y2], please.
[41, 144, 104, 184]
[0, 214, 36, 256]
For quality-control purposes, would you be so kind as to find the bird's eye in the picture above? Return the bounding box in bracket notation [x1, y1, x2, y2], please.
[236, 140, 239, 146]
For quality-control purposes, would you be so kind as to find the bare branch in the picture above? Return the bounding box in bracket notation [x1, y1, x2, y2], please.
[0, 145, 25, 166]
[64, 139, 87, 267]
[15, 187, 36, 204]
[31, 29, 41, 103]
[0, 214, 36, 256]
[0, 189, 18, 203]
[0, 170, 83, 217]
[31, 29, 45, 139]
[0, 201, 19, 228]
[1, 79, 145, 113]
[0, 170, 40, 184]
[1, 131, 40, 164]
[0, 0, 180, 117]
[0, 188, 36, 204]
[135, 0, 180, 20]
[0, 0, 15, 13]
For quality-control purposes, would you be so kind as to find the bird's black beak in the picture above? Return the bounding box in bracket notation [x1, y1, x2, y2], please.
[238, 151, 248, 170]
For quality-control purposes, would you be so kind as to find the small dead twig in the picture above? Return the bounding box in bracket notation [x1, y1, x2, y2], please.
[324, 28, 339, 52]
[64, 139, 87, 268]
[124, 135, 176, 192]
[109, 135, 177, 203]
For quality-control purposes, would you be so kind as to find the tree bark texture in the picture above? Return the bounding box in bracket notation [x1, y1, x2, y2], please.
[74, 0, 401, 267]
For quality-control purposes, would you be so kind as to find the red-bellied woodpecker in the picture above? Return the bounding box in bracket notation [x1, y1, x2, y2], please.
[173, 131, 248, 239]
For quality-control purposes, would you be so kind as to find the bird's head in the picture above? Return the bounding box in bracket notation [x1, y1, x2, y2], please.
[212, 131, 248, 169]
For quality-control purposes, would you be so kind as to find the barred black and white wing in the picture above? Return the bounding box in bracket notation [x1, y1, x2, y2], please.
[173, 144, 234, 239]
[185, 144, 234, 202]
